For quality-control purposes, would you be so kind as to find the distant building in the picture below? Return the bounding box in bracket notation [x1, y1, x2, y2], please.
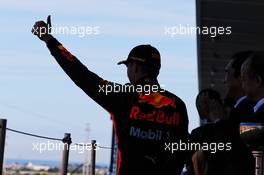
[26, 162, 50, 171]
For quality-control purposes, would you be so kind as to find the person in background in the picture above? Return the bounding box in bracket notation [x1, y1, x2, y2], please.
[224, 51, 255, 123]
[189, 89, 254, 175]
[241, 51, 264, 120]
[240, 51, 264, 147]
[222, 51, 256, 174]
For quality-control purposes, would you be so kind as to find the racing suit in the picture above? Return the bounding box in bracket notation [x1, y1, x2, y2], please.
[46, 38, 189, 175]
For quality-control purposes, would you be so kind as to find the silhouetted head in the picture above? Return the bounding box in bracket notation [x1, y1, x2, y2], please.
[196, 89, 225, 122]
[118, 45, 161, 85]
[241, 51, 264, 101]
[224, 51, 253, 104]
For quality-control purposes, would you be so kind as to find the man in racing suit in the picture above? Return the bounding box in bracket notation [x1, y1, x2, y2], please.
[32, 16, 189, 175]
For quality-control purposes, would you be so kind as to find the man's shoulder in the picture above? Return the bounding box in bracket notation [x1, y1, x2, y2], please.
[162, 90, 186, 106]
[190, 125, 213, 142]
[191, 124, 213, 134]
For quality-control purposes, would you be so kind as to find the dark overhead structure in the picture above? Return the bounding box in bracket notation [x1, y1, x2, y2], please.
[196, 0, 264, 94]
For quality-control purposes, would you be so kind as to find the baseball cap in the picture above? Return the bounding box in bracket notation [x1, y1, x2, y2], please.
[117, 44, 161, 69]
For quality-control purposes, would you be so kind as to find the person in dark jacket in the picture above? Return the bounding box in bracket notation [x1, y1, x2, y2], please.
[223, 51, 255, 123]
[189, 89, 254, 175]
[240, 51, 264, 148]
[241, 51, 264, 121]
[32, 16, 189, 175]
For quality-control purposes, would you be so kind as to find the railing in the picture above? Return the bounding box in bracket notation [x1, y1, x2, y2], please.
[0, 118, 112, 175]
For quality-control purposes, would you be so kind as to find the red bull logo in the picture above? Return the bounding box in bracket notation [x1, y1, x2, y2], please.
[139, 92, 176, 109]
[129, 106, 180, 126]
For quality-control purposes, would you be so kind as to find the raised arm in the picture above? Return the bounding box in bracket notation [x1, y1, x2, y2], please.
[32, 16, 123, 113]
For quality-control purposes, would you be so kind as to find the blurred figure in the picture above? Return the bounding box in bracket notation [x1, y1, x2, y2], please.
[190, 89, 232, 175]
[224, 51, 255, 122]
[240, 51, 264, 147]
[189, 89, 254, 175]
[196, 89, 227, 124]
[240, 51, 264, 175]
[223, 52, 256, 170]
[241, 51, 264, 119]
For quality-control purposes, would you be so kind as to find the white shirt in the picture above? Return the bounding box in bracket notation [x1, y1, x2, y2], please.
[253, 98, 264, 113]
[234, 96, 247, 109]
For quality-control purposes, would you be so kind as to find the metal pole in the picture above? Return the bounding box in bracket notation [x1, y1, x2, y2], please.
[91, 140, 96, 175]
[0, 119, 7, 175]
[109, 126, 114, 173]
[61, 133, 71, 175]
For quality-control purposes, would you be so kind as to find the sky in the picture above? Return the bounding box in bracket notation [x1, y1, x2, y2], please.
[0, 0, 199, 165]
